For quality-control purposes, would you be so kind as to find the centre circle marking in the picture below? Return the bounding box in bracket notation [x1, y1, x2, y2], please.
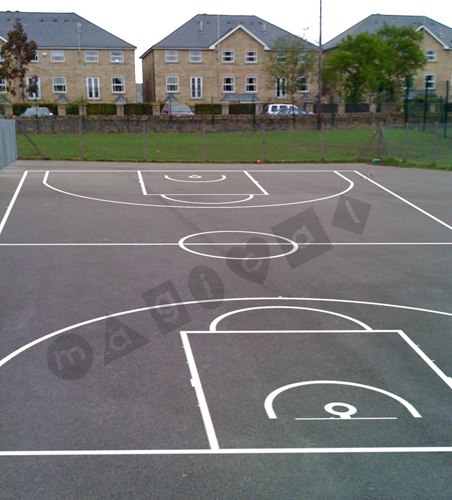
[178, 231, 299, 260]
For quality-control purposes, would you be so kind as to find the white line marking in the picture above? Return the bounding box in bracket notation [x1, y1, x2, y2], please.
[0, 171, 28, 238]
[264, 381, 422, 419]
[161, 194, 254, 205]
[137, 171, 147, 195]
[1, 242, 451, 247]
[208, 306, 372, 332]
[180, 331, 220, 450]
[396, 330, 452, 389]
[42, 171, 354, 209]
[0, 447, 450, 456]
[29, 169, 358, 173]
[244, 171, 269, 195]
[354, 170, 452, 231]
[294, 417, 398, 421]
[178, 230, 298, 260]
[1, 298, 450, 370]
[164, 174, 226, 183]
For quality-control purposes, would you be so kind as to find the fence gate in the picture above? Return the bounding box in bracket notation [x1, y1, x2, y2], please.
[0, 119, 17, 168]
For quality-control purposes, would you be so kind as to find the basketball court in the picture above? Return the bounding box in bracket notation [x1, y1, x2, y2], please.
[0, 160, 451, 497]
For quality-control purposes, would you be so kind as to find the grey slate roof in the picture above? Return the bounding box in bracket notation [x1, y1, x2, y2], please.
[142, 14, 316, 56]
[324, 14, 452, 50]
[0, 11, 136, 49]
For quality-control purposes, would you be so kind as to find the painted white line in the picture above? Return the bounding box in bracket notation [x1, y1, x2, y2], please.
[0, 171, 28, 238]
[265, 381, 422, 419]
[180, 331, 220, 450]
[244, 171, 269, 195]
[137, 171, 147, 195]
[1, 297, 451, 370]
[208, 306, 372, 332]
[178, 230, 298, 260]
[161, 194, 254, 205]
[396, 330, 452, 389]
[30, 169, 359, 173]
[0, 447, 450, 456]
[354, 170, 452, 231]
[42, 171, 354, 209]
[1, 242, 451, 247]
[164, 174, 227, 183]
[294, 417, 398, 421]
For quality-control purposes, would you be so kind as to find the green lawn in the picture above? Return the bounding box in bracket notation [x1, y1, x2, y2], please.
[17, 128, 452, 169]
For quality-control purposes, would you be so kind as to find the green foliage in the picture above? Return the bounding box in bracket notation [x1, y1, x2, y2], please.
[264, 35, 316, 98]
[324, 25, 426, 104]
[194, 103, 222, 115]
[124, 103, 154, 115]
[0, 21, 38, 101]
[86, 103, 116, 115]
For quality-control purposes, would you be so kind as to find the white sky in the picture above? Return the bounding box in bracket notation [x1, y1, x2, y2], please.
[3, 0, 452, 82]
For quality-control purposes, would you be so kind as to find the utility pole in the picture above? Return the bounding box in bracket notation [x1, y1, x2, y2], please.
[317, 0, 323, 131]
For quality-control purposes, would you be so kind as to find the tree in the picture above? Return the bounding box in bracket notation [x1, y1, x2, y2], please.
[323, 25, 426, 104]
[0, 21, 37, 101]
[264, 35, 316, 102]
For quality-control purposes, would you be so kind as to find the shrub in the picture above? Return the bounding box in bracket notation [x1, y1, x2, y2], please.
[194, 103, 222, 115]
[86, 103, 116, 115]
[124, 103, 154, 115]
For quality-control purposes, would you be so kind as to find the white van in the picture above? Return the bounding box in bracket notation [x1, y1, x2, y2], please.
[264, 103, 298, 115]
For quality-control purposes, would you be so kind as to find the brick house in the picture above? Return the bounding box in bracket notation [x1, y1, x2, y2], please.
[141, 14, 317, 106]
[324, 14, 452, 97]
[0, 11, 137, 104]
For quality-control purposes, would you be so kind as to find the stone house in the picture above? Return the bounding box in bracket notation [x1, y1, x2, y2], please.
[324, 14, 452, 98]
[0, 11, 137, 104]
[141, 14, 317, 106]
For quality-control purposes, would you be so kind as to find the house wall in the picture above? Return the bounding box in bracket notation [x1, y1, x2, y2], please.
[144, 28, 317, 105]
[416, 31, 451, 95]
[0, 44, 137, 103]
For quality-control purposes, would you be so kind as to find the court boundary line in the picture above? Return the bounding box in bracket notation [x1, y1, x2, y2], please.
[0, 171, 28, 238]
[353, 170, 452, 231]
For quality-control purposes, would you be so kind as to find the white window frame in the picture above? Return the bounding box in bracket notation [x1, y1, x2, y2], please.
[245, 50, 258, 64]
[26, 76, 41, 100]
[190, 76, 203, 99]
[0, 54, 4, 63]
[110, 50, 124, 63]
[189, 50, 202, 63]
[51, 50, 65, 63]
[166, 76, 179, 93]
[425, 74, 436, 90]
[85, 50, 99, 63]
[222, 50, 235, 63]
[426, 50, 437, 62]
[0, 77, 7, 93]
[222, 76, 235, 93]
[276, 77, 288, 98]
[245, 76, 258, 93]
[298, 76, 310, 93]
[30, 52, 39, 62]
[112, 76, 125, 93]
[165, 50, 179, 63]
[86, 77, 101, 100]
[52, 76, 67, 93]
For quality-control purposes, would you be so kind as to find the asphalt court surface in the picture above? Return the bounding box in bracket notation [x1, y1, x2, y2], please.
[0, 160, 451, 498]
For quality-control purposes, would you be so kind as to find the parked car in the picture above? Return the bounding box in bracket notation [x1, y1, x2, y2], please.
[264, 103, 299, 115]
[161, 103, 194, 117]
[21, 107, 53, 117]
[274, 108, 313, 116]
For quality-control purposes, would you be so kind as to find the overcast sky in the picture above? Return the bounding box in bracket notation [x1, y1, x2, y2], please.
[4, 0, 452, 82]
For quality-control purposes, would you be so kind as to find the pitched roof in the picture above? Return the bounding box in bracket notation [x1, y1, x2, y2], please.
[142, 14, 316, 56]
[324, 14, 452, 50]
[0, 11, 136, 49]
